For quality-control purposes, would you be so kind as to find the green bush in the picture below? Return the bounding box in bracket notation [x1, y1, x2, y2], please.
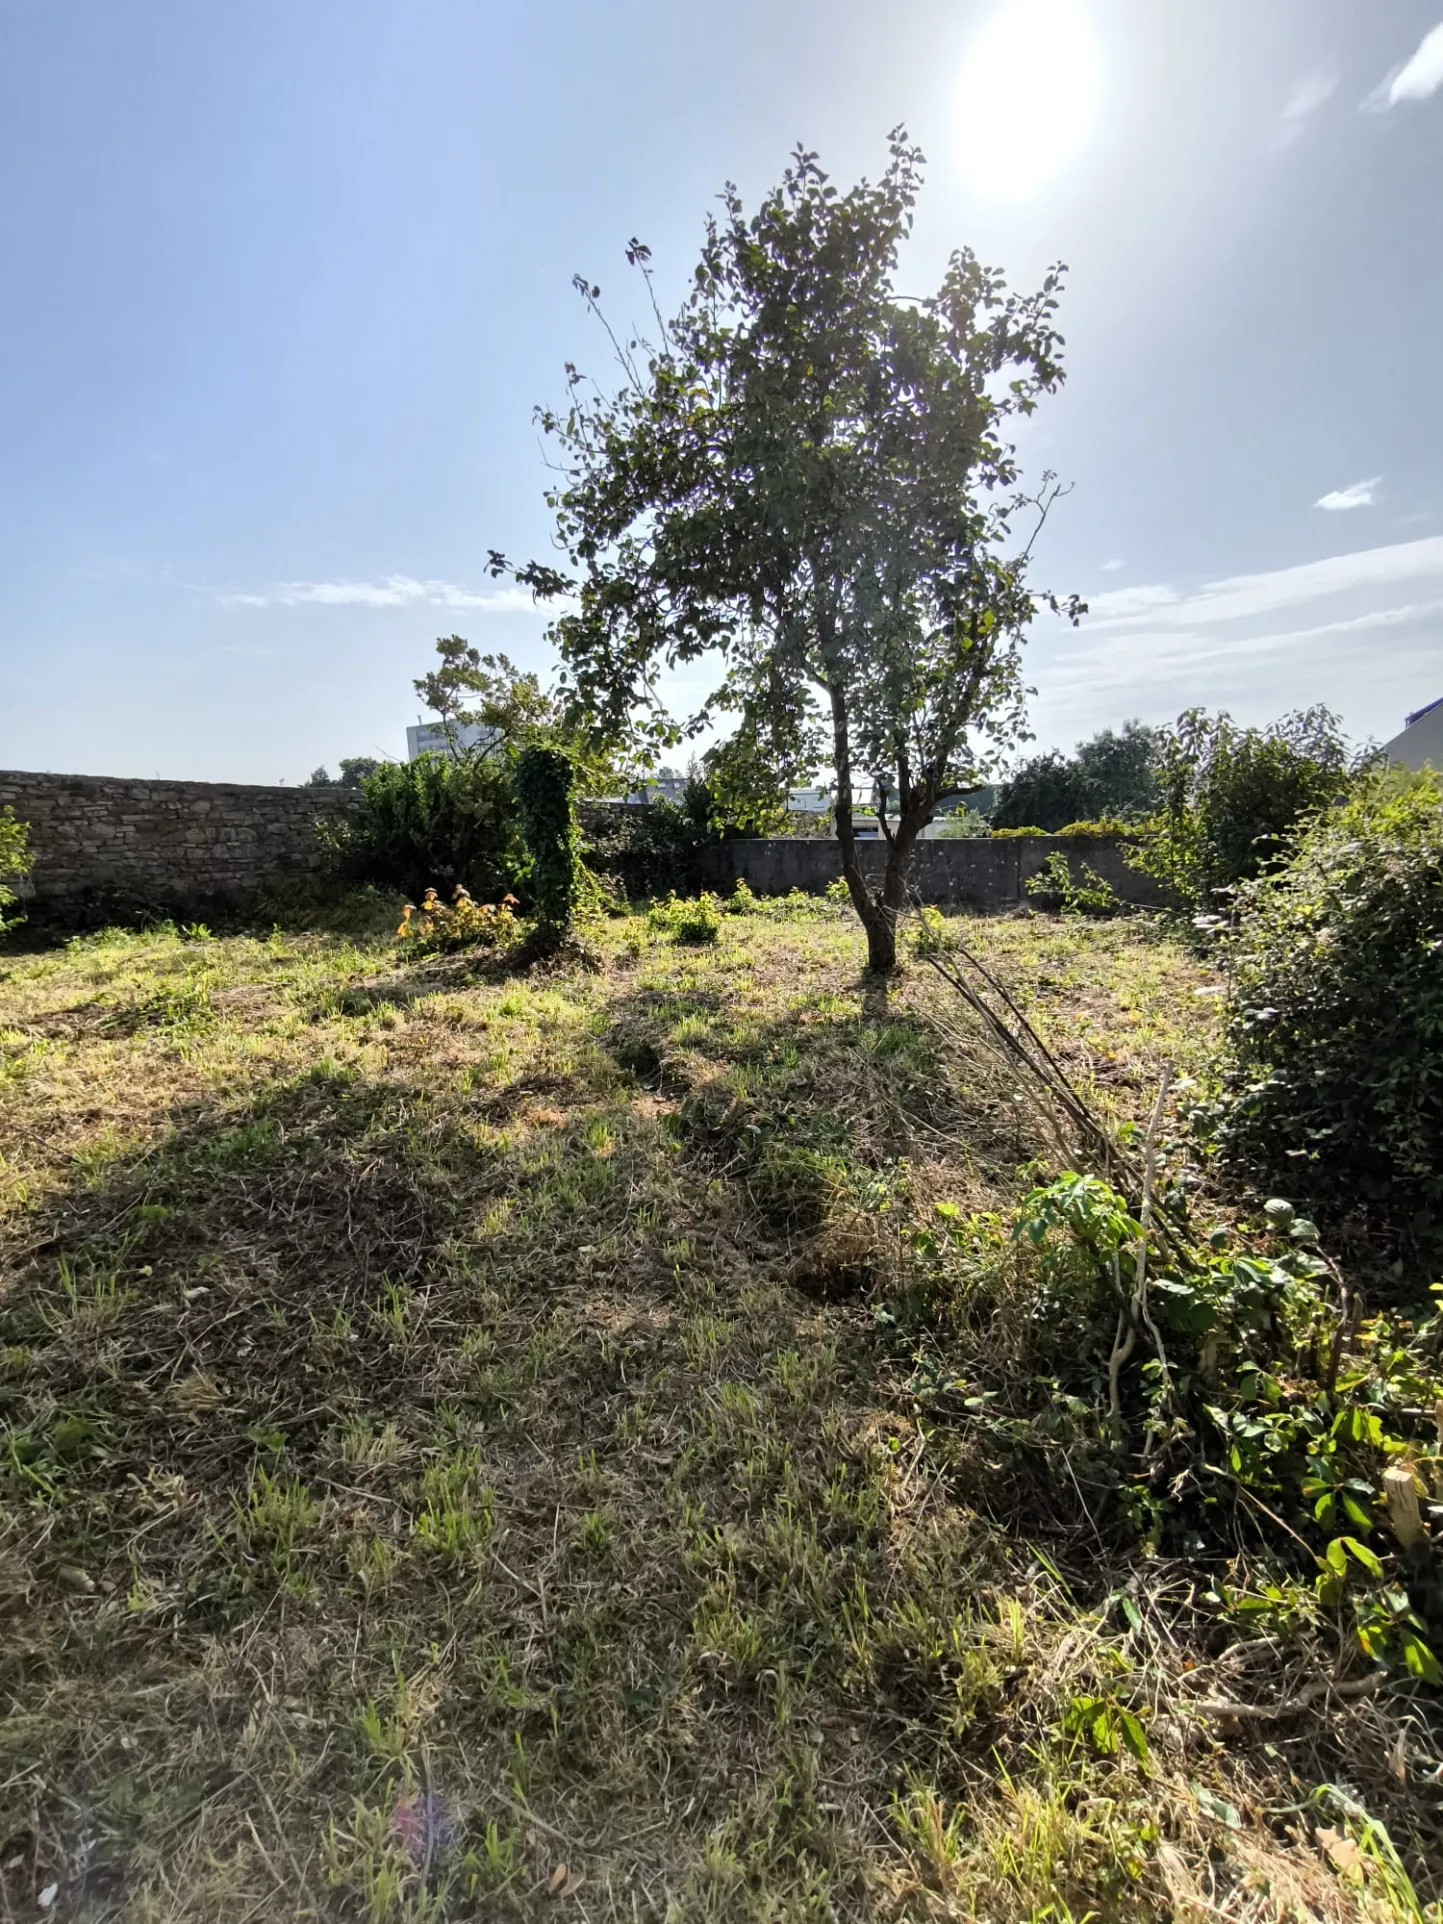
[1129, 706, 1353, 909]
[1209, 768, 1443, 1265]
[646, 891, 723, 945]
[0, 807, 33, 932]
[1023, 851, 1121, 918]
[322, 755, 524, 906]
[514, 745, 581, 934]
[1052, 818, 1135, 838]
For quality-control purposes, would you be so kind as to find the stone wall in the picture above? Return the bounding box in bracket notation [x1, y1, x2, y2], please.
[0, 767, 1162, 921]
[697, 833, 1162, 909]
[0, 769, 360, 915]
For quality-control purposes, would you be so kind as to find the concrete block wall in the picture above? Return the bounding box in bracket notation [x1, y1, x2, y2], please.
[696, 833, 1162, 909]
[0, 769, 360, 913]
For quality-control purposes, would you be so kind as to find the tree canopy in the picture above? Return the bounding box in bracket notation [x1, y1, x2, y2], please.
[992, 720, 1160, 830]
[488, 130, 1079, 968]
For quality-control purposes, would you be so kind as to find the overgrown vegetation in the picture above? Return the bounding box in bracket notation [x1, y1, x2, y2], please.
[2, 902, 1437, 1921]
[323, 751, 524, 905]
[0, 805, 32, 933]
[1209, 766, 1443, 1271]
[514, 745, 583, 945]
[1129, 705, 1355, 910]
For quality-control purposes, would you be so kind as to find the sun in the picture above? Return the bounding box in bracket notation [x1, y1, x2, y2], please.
[953, 0, 1103, 201]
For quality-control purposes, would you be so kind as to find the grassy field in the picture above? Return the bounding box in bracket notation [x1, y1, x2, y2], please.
[0, 901, 1434, 1921]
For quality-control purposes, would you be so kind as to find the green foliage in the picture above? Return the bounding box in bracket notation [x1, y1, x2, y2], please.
[646, 891, 723, 946]
[993, 722, 1159, 831]
[514, 745, 582, 933]
[902, 1172, 1443, 1686]
[1209, 768, 1443, 1263]
[1052, 818, 1136, 838]
[488, 131, 1081, 969]
[0, 806, 32, 932]
[306, 759, 380, 789]
[396, 885, 521, 956]
[1024, 851, 1121, 917]
[323, 754, 524, 905]
[1129, 706, 1353, 909]
[992, 751, 1095, 832]
[929, 808, 992, 839]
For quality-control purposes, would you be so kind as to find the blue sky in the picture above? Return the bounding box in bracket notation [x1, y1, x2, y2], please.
[1, 0, 1441, 783]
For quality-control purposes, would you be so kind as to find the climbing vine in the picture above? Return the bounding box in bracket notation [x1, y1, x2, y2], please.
[514, 745, 581, 936]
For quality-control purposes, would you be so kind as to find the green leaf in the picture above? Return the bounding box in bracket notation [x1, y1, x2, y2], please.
[1116, 1708, 1150, 1767]
[1402, 1632, 1443, 1686]
[1324, 1538, 1349, 1577]
[1340, 1536, 1383, 1577]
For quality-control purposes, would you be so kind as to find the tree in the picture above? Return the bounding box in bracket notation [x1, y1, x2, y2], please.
[487, 131, 1080, 971]
[1073, 720, 1159, 818]
[413, 636, 628, 794]
[306, 757, 382, 789]
[992, 720, 1160, 829]
[990, 750, 1094, 831]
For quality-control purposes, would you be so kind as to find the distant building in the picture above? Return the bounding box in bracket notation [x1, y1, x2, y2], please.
[406, 721, 501, 761]
[1382, 698, 1443, 772]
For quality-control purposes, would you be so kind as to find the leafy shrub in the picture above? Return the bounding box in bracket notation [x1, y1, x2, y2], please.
[397, 886, 521, 955]
[988, 825, 1047, 838]
[900, 1173, 1443, 1685]
[647, 891, 723, 945]
[1208, 768, 1443, 1264]
[0, 807, 33, 932]
[1129, 705, 1353, 909]
[323, 755, 524, 906]
[514, 745, 581, 935]
[583, 787, 720, 899]
[1052, 818, 1135, 838]
[929, 808, 992, 839]
[1024, 852, 1121, 918]
[721, 877, 850, 919]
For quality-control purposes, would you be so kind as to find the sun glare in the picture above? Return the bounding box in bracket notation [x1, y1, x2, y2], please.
[954, 0, 1103, 201]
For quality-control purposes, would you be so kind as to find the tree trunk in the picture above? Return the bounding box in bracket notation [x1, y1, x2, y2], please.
[826, 680, 896, 972]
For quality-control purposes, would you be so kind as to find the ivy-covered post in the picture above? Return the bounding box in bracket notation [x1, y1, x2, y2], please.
[514, 745, 581, 948]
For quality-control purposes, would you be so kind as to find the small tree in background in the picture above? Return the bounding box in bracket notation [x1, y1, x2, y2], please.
[487, 131, 1081, 971]
[0, 806, 33, 933]
[305, 757, 382, 789]
[1131, 706, 1353, 909]
[991, 720, 1159, 830]
[990, 750, 1094, 831]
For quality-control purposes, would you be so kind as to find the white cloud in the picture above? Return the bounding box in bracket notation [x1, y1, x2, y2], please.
[1053, 596, 1443, 694]
[1316, 477, 1381, 511]
[1276, 65, 1339, 145]
[1365, 21, 1443, 109]
[1098, 558, 1124, 572]
[217, 575, 550, 615]
[1082, 534, 1443, 631]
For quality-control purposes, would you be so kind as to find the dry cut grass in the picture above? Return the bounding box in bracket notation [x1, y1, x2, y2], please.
[0, 904, 1435, 1922]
